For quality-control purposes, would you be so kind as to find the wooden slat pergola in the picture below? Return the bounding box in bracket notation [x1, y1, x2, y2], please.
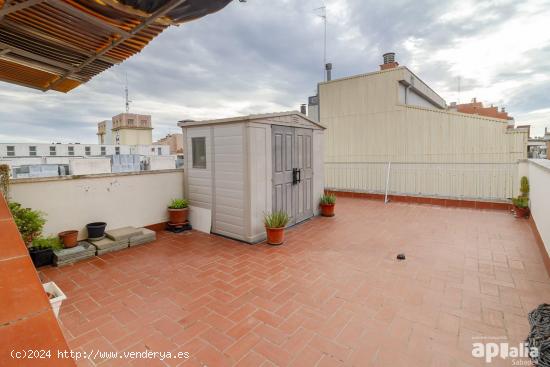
[0, 0, 233, 92]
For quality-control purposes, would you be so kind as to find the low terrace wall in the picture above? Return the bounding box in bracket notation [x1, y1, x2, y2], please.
[522, 159, 550, 273]
[9, 169, 184, 240]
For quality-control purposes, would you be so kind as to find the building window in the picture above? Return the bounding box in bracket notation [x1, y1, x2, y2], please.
[192, 137, 206, 169]
[157, 147, 162, 155]
[68, 146, 74, 156]
[128, 119, 134, 126]
[85, 146, 91, 156]
[29, 146, 36, 156]
[49, 146, 56, 156]
[6, 146, 15, 156]
[100, 146, 106, 156]
[115, 147, 120, 155]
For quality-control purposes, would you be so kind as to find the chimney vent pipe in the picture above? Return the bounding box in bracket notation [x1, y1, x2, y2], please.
[325, 63, 333, 81]
[300, 104, 307, 114]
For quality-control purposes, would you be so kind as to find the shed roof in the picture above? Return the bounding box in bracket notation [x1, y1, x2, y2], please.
[0, 0, 233, 92]
[178, 111, 326, 130]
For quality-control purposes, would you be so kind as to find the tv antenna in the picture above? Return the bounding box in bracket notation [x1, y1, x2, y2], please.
[314, 5, 327, 81]
[124, 72, 132, 113]
[457, 76, 461, 104]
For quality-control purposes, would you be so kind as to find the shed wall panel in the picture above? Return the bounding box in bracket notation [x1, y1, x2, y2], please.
[213, 124, 246, 239]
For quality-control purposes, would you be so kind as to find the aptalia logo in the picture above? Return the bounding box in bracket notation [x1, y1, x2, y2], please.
[472, 342, 538, 363]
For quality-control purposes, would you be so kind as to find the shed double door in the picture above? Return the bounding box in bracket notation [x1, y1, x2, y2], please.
[272, 125, 313, 226]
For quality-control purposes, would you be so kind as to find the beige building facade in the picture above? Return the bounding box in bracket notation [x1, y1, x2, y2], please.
[98, 113, 153, 145]
[318, 55, 528, 200]
[154, 133, 184, 154]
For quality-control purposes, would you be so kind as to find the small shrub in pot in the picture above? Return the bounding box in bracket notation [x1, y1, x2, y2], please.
[168, 198, 189, 225]
[319, 194, 336, 217]
[8, 202, 46, 245]
[29, 236, 63, 268]
[264, 211, 290, 245]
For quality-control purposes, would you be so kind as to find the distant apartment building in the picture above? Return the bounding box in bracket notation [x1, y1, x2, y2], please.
[0, 143, 171, 178]
[448, 98, 513, 121]
[308, 52, 528, 200]
[154, 133, 184, 154]
[98, 113, 153, 145]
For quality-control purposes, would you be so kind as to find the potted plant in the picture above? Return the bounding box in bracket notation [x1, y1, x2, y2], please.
[319, 194, 336, 217]
[42, 281, 67, 318]
[520, 176, 530, 198]
[86, 222, 107, 240]
[29, 236, 63, 268]
[58, 230, 78, 248]
[512, 176, 530, 218]
[8, 202, 45, 245]
[168, 198, 189, 224]
[264, 211, 290, 245]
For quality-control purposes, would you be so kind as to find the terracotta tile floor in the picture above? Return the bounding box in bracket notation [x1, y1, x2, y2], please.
[40, 198, 550, 367]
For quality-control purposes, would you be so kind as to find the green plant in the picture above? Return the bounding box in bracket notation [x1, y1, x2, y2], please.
[512, 196, 529, 209]
[168, 198, 189, 209]
[0, 164, 9, 200]
[31, 236, 63, 250]
[520, 176, 529, 197]
[320, 194, 336, 205]
[264, 211, 289, 229]
[8, 202, 46, 245]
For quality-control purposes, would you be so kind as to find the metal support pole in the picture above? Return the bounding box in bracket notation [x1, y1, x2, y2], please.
[384, 161, 391, 204]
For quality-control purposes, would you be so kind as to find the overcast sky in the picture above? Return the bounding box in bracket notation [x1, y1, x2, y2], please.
[1, 0, 549, 143]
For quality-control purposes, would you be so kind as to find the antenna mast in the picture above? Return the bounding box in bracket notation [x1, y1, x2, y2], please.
[457, 76, 461, 104]
[124, 72, 132, 113]
[315, 5, 327, 81]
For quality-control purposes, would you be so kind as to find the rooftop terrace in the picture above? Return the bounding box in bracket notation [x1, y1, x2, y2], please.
[38, 197, 549, 367]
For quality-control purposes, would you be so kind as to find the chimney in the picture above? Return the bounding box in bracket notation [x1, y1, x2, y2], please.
[501, 107, 506, 113]
[472, 98, 477, 103]
[380, 52, 399, 70]
[325, 63, 332, 81]
[300, 104, 307, 115]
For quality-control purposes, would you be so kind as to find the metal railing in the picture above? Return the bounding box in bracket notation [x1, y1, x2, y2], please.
[325, 161, 519, 201]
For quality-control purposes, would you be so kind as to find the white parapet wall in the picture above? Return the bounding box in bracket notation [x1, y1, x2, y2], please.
[9, 169, 184, 240]
[69, 158, 111, 175]
[147, 155, 176, 171]
[525, 159, 550, 257]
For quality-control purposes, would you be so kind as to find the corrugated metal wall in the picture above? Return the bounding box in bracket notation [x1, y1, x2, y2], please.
[320, 68, 527, 200]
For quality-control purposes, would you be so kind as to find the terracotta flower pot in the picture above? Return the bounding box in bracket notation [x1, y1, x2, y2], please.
[168, 208, 189, 225]
[320, 203, 335, 217]
[265, 227, 285, 245]
[514, 206, 530, 219]
[58, 230, 78, 248]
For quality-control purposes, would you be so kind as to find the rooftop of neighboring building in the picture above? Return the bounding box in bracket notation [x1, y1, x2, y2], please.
[449, 98, 513, 121]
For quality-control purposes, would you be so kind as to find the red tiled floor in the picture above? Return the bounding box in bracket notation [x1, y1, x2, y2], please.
[39, 198, 550, 366]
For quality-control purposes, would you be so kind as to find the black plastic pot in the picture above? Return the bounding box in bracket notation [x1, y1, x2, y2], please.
[28, 247, 54, 268]
[86, 222, 107, 240]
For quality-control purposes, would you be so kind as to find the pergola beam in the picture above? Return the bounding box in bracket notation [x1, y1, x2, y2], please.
[0, 0, 46, 18]
[46, 0, 131, 39]
[48, 0, 186, 90]
[0, 41, 77, 71]
[0, 19, 120, 65]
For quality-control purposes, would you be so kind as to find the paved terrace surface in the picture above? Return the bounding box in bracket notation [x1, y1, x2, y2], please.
[40, 198, 550, 367]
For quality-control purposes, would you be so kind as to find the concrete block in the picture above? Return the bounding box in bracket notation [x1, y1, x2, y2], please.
[129, 228, 156, 247]
[105, 227, 142, 241]
[89, 237, 129, 255]
[53, 241, 96, 266]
